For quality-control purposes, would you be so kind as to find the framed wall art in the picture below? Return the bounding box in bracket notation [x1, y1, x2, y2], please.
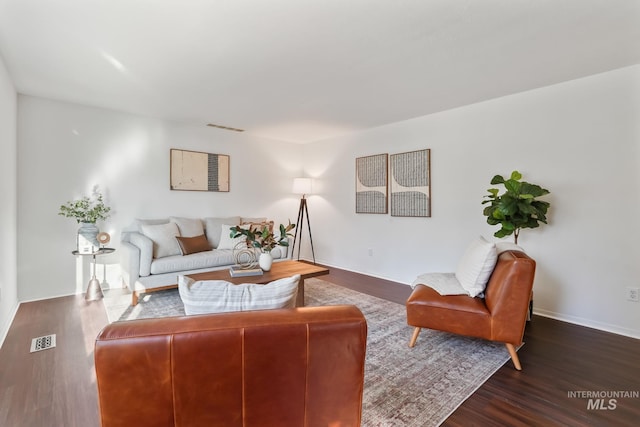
[170, 149, 230, 192]
[355, 153, 388, 214]
[390, 149, 431, 217]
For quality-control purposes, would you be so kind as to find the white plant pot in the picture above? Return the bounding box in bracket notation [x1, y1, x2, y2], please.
[259, 252, 273, 271]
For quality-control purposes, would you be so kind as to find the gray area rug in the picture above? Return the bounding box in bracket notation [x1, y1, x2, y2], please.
[103, 279, 512, 426]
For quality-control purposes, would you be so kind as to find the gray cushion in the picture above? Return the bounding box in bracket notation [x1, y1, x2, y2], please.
[150, 249, 235, 275]
[170, 216, 204, 237]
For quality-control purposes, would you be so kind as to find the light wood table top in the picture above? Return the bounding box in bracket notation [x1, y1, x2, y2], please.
[186, 260, 328, 284]
[186, 260, 329, 306]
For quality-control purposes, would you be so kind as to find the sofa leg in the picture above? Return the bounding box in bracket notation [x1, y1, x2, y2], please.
[409, 327, 421, 348]
[131, 291, 139, 306]
[505, 343, 522, 371]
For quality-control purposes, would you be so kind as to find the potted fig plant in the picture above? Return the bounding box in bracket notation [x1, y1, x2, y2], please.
[59, 189, 111, 253]
[230, 221, 295, 271]
[482, 171, 550, 244]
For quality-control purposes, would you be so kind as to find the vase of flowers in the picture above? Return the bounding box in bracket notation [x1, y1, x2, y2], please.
[230, 221, 295, 271]
[59, 189, 111, 253]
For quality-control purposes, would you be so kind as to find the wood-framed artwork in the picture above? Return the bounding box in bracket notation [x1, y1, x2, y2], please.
[170, 149, 230, 192]
[355, 153, 388, 214]
[390, 149, 431, 217]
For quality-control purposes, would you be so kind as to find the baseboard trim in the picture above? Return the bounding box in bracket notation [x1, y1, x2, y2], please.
[530, 308, 639, 339]
[19, 290, 78, 304]
[301, 257, 412, 287]
[0, 301, 20, 349]
[308, 257, 639, 340]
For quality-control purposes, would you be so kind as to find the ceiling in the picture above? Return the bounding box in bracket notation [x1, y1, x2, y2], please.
[1, 0, 639, 143]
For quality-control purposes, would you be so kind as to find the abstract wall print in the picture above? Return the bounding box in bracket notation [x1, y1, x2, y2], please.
[356, 154, 388, 214]
[390, 149, 431, 217]
[170, 149, 230, 192]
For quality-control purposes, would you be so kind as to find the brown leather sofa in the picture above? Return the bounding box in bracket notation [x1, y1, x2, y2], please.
[406, 250, 536, 370]
[95, 305, 367, 427]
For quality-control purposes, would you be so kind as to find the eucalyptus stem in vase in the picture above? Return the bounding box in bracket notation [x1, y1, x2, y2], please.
[59, 188, 111, 253]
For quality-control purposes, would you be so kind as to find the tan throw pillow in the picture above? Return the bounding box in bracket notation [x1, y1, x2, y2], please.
[240, 217, 267, 224]
[241, 220, 274, 233]
[175, 234, 212, 255]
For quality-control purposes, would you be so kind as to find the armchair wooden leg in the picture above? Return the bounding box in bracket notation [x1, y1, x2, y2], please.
[409, 327, 422, 348]
[505, 343, 522, 371]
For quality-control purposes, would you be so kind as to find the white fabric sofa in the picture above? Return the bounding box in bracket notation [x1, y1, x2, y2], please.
[120, 216, 289, 305]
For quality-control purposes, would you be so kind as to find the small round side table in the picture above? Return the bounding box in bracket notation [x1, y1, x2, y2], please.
[72, 247, 115, 301]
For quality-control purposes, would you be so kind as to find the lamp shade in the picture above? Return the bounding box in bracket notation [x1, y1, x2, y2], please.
[292, 178, 312, 195]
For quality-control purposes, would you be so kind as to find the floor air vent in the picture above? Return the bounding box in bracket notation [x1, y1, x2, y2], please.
[30, 334, 56, 353]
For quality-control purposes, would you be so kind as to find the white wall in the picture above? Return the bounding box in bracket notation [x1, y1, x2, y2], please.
[0, 54, 18, 346]
[14, 66, 640, 338]
[302, 65, 640, 338]
[17, 96, 304, 301]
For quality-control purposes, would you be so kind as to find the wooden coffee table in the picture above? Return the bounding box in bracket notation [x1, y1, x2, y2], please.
[184, 260, 329, 307]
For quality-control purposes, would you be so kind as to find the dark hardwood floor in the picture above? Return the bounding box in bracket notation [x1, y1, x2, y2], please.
[0, 294, 107, 427]
[1, 266, 638, 426]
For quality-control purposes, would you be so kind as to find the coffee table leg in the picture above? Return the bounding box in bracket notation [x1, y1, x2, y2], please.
[296, 279, 305, 307]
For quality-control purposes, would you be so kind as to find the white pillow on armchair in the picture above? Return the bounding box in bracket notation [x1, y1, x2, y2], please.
[455, 236, 498, 297]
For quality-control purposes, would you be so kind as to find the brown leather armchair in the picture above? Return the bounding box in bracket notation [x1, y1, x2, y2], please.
[95, 305, 367, 427]
[406, 250, 535, 370]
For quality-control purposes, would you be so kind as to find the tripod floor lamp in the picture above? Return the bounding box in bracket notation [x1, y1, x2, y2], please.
[291, 177, 316, 264]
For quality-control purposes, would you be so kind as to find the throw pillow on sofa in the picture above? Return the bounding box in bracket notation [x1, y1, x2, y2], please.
[204, 216, 241, 248]
[242, 220, 275, 233]
[170, 217, 204, 237]
[217, 224, 250, 250]
[241, 217, 267, 224]
[140, 222, 182, 258]
[175, 234, 212, 255]
[178, 274, 301, 315]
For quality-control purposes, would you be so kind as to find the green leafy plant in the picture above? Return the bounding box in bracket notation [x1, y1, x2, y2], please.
[58, 190, 111, 224]
[482, 171, 550, 244]
[230, 221, 296, 253]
